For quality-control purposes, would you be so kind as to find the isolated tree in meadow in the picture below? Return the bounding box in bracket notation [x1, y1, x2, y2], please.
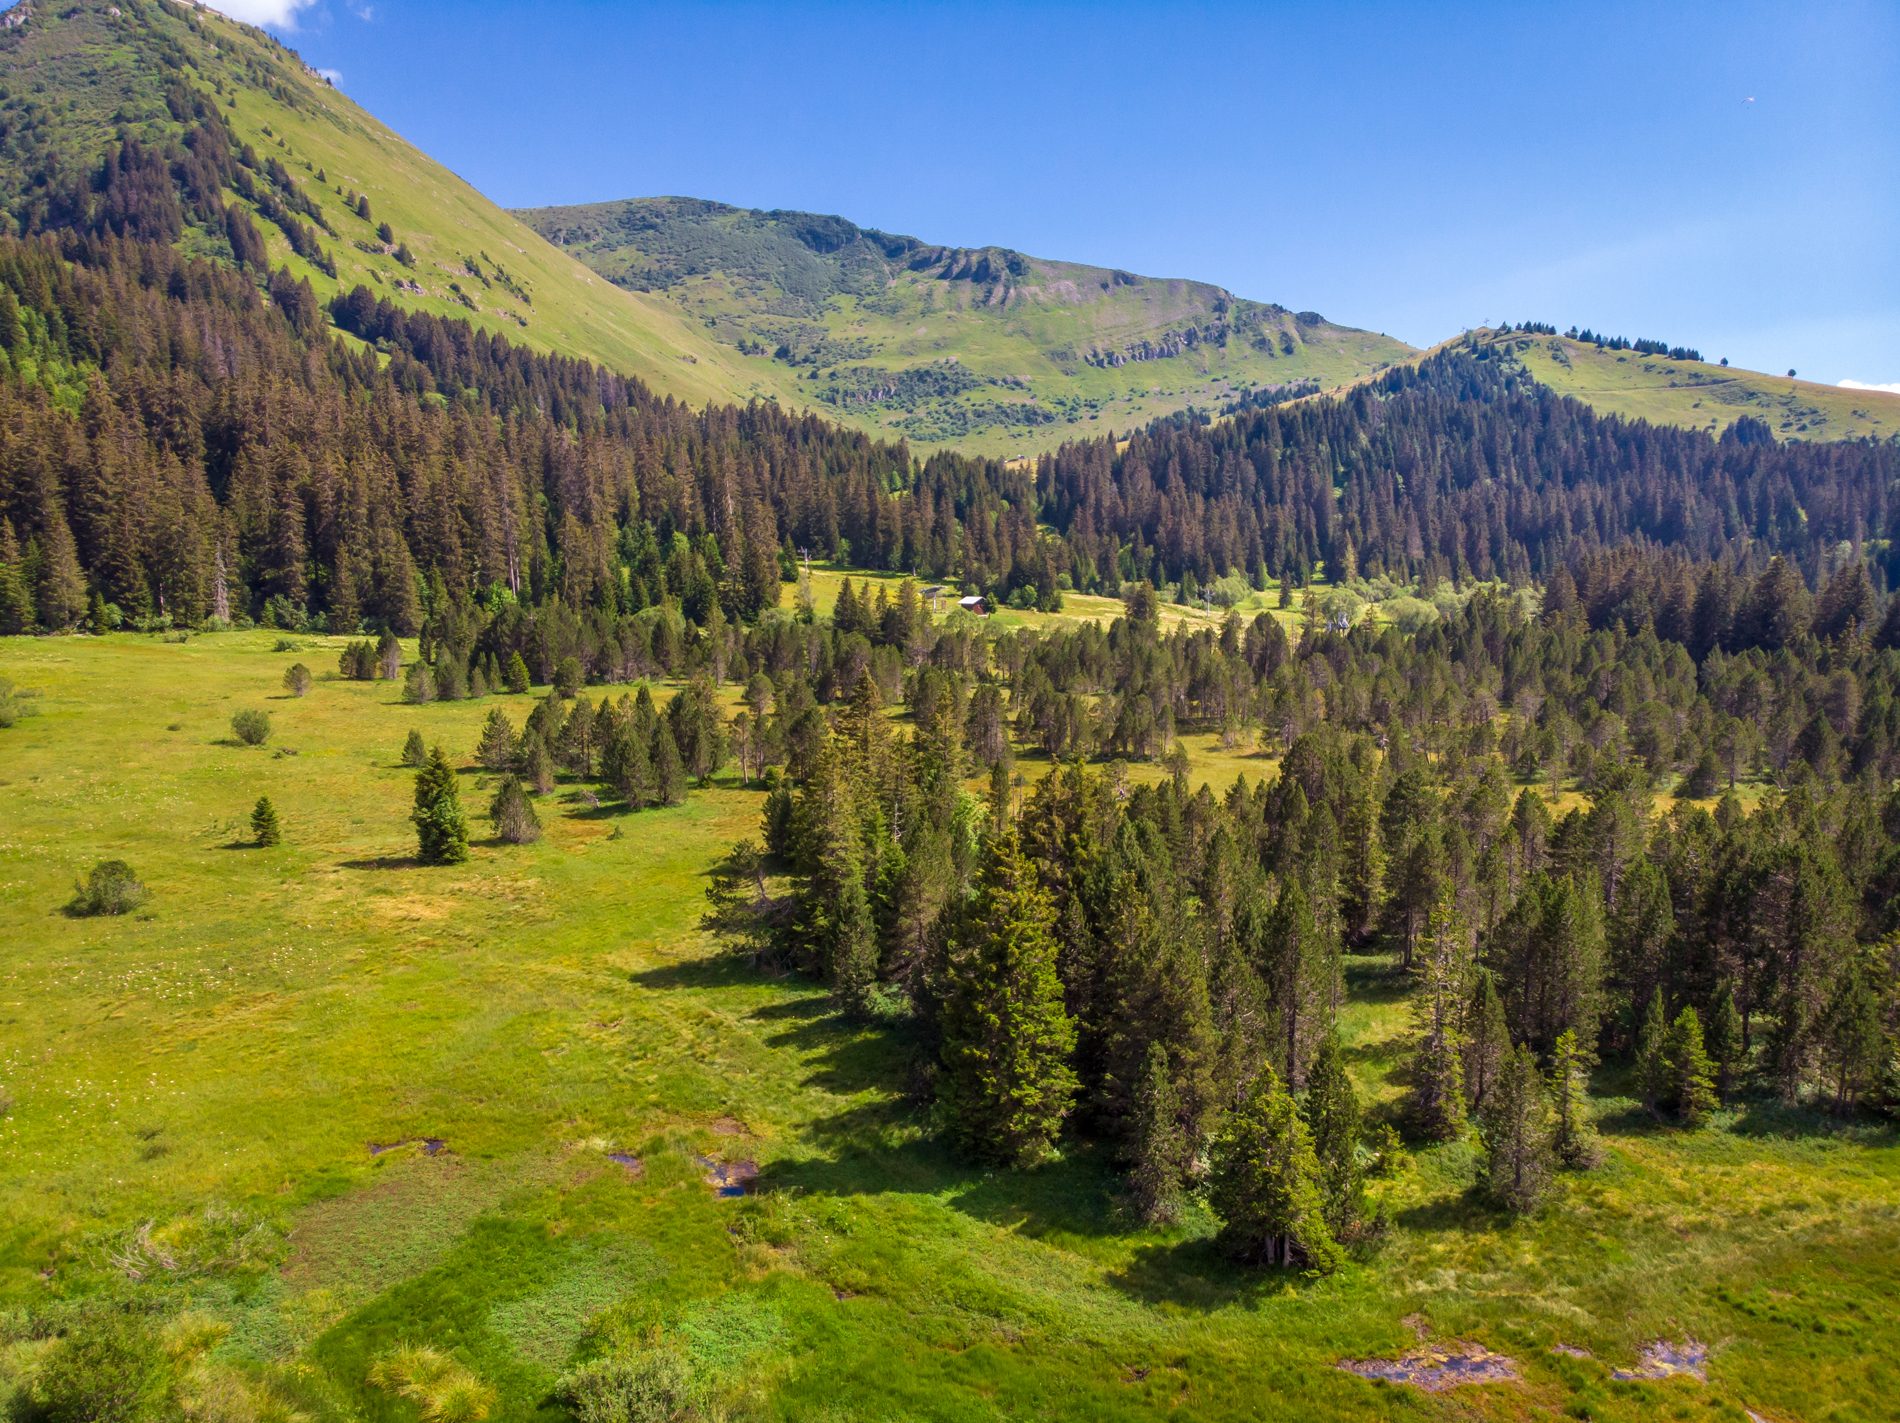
[1705, 979, 1744, 1102]
[1547, 1028, 1601, 1168]
[1635, 987, 1671, 1114]
[282, 663, 311, 697]
[400, 728, 428, 768]
[251, 796, 281, 847]
[1127, 1042, 1188, 1225]
[1208, 1063, 1342, 1273]
[376, 631, 402, 681]
[1302, 1031, 1364, 1238]
[230, 708, 271, 746]
[1463, 966, 1512, 1114]
[503, 651, 531, 694]
[475, 707, 517, 772]
[67, 860, 148, 917]
[412, 746, 468, 865]
[938, 826, 1078, 1167]
[489, 775, 541, 846]
[1481, 1044, 1555, 1215]
[1405, 886, 1469, 1141]
[1666, 1006, 1718, 1124]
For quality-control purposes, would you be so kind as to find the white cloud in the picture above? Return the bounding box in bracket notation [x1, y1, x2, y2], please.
[200, 1, 321, 29]
[1840, 379, 1900, 396]
[316, 66, 343, 86]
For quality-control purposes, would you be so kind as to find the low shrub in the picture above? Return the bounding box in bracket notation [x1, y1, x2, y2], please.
[230, 709, 272, 746]
[68, 860, 148, 917]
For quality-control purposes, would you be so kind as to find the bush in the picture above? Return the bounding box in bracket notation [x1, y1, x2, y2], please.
[21, 1310, 176, 1423]
[282, 663, 312, 697]
[68, 860, 149, 917]
[560, 1348, 697, 1423]
[230, 709, 272, 746]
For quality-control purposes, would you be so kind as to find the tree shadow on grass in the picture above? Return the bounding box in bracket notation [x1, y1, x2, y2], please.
[338, 854, 422, 871]
[1341, 952, 1411, 1004]
[1728, 1097, 1894, 1143]
[1391, 1183, 1499, 1234]
[1106, 1234, 1297, 1309]
[628, 954, 783, 994]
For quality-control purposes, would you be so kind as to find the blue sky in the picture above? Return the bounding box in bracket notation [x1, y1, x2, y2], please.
[215, 2, 1897, 385]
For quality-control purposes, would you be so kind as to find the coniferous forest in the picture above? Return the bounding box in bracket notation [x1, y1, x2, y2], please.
[1, 3, 1897, 1421]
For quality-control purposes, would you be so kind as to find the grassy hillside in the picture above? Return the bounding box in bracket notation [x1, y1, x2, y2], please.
[520, 197, 1415, 456]
[0, 630, 1893, 1420]
[0, 0, 774, 408]
[1477, 331, 1900, 442]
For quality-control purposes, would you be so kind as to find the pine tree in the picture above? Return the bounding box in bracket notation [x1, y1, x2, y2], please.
[1705, 979, 1744, 1103]
[1635, 987, 1670, 1114]
[1480, 1044, 1555, 1214]
[521, 735, 556, 796]
[32, 502, 87, 631]
[475, 707, 517, 772]
[1547, 1028, 1600, 1168]
[938, 827, 1078, 1167]
[1815, 959, 1883, 1114]
[489, 774, 542, 845]
[1463, 966, 1511, 1113]
[1302, 1032, 1363, 1238]
[401, 728, 428, 768]
[1666, 1006, 1718, 1124]
[250, 795, 281, 847]
[1208, 1063, 1343, 1273]
[1127, 1042, 1188, 1225]
[603, 715, 654, 808]
[503, 651, 531, 694]
[412, 746, 469, 865]
[652, 721, 687, 806]
[1263, 878, 1338, 1088]
[282, 663, 312, 698]
[1405, 886, 1468, 1141]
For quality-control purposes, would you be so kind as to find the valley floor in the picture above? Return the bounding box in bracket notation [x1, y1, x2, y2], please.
[0, 632, 1895, 1421]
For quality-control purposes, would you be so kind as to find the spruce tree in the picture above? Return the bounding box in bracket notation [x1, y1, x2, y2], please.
[1302, 1032, 1363, 1238]
[1666, 1006, 1718, 1124]
[489, 775, 542, 845]
[504, 651, 531, 694]
[1481, 1044, 1555, 1214]
[1405, 887, 1468, 1141]
[475, 707, 517, 771]
[1127, 1042, 1188, 1225]
[521, 736, 556, 796]
[1706, 980, 1744, 1103]
[1463, 966, 1511, 1113]
[938, 827, 1077, 1167]
[1547, 1028, 1601, 1168]
[603, 716, 654, 808]
[1635, 987, 1670, 1114]
[1208, 1063, 1342, 1273]
[251, 795, 281, 847]
[653, 721, 688, 807]
[412, 746, 469, 865]
[400, 728, 428, 768]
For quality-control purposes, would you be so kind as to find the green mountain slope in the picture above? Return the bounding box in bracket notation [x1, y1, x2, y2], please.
[0, 0, 768, 407]
[519, 196, 1416, 455]
[1476, 330, 1899, 443]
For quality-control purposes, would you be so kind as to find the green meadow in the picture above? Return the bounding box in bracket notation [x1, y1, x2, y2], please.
[0, 631, 1895, 1421]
